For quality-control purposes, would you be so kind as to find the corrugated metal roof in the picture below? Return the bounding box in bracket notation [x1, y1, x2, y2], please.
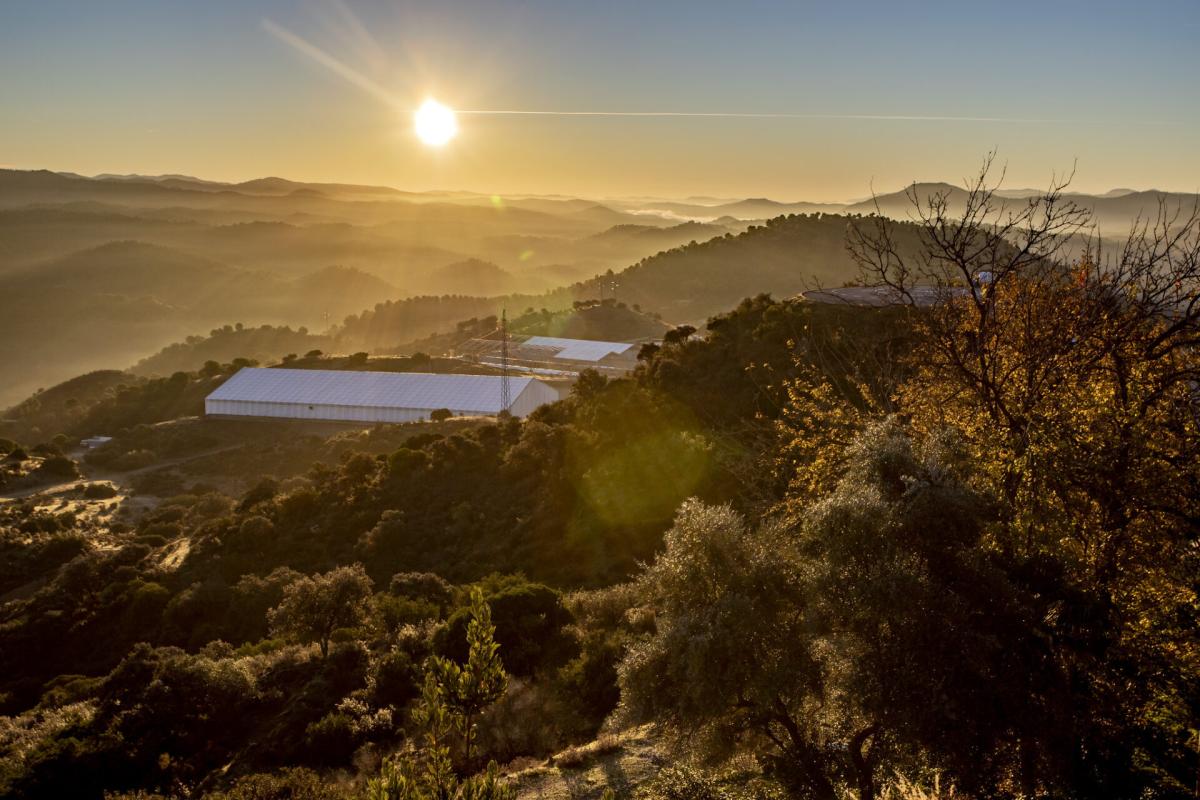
[523, 336, 635, 361]
[207, 368, 540, 413]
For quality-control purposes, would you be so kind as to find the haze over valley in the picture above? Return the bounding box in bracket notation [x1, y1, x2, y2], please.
[4, 167, 1194, 406]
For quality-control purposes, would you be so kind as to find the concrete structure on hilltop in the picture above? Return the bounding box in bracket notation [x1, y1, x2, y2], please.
[204, 367, 560, 423]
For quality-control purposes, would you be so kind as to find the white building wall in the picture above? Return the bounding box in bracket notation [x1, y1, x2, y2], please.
[509, 380, 561, 417]
[204, 379, 561, 422]
[205, 399, 430, 423]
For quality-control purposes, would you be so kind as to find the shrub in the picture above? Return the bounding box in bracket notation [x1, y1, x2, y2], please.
[304, 712, 359, 766]
[38, 673, 104, 708]
[83, 482, 119, 499]
[205, 768, 353, 800]
[477, 679, 572, 764]
[374, 594, 440, 636]
[37, 455, 79, 479]
[231, 515, 274, 551]
[434, 581, 576, 677]
[130, 470, 184, 497]
[556, 633, 622, 727]
[238, 478, 279, 512]
[429, 408, 453, 422]
[372, 650, 419, 709]
[388, 572, 453, 607]
[112, 449, 157, 471]
[637, 766, 733, 800]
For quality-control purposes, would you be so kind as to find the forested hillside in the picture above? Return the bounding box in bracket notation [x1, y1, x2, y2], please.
[132, 325, 332, 378]
[1, 176, 1197, 800]
[571, 213, 884, 320]
[0, 293, 908, 796]
[0, 169, 714, 406]
[4, 165, 1182, 412]
[334, 213, 924, 350]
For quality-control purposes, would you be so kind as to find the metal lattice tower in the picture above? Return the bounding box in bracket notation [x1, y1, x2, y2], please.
[499, 308, 511, 412]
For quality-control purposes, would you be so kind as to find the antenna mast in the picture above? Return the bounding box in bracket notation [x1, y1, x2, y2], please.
[500, 308, 511, 412]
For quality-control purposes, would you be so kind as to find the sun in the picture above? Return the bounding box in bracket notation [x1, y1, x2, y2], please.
[414, 99, 458, 146]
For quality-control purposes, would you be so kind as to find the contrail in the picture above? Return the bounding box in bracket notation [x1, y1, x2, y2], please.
[263, 20, 1173, 127]
[458, 109, 1060, 124]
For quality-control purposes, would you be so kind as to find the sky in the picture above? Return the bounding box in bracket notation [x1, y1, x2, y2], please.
[1, 0, 1198, 200]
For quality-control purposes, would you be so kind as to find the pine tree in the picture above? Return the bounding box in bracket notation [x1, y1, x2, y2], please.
[366, 588, 512, 800]
[426, 586, 508, 768]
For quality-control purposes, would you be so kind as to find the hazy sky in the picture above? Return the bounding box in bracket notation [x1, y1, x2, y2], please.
[2, 0, 1198, 200]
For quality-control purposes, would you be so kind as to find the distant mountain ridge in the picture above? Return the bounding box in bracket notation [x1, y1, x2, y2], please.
[2, 165, 1194, 407]
[841, 183, 1199, 234]
[7, 167, 1190, 227]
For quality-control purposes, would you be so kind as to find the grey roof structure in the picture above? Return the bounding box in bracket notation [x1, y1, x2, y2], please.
[207, 368, 540, 413]
[522, 336, 635, 361]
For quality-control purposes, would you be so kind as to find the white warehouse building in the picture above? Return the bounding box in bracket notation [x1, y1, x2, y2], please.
[205, 368, 560, 423]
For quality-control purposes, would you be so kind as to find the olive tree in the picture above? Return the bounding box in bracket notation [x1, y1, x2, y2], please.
[618, 422, 1039, 798]
[267, 564, 373, 658]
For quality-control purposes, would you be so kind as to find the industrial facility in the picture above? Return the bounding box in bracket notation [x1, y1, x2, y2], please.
[204, 368, 560, 423]
[456, 334, 641, 376]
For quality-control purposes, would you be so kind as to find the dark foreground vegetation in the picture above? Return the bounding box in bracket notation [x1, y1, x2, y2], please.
[1, 168, 1198, 799]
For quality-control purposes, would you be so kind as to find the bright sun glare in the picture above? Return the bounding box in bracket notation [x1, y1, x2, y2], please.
[414, 99, 458, 146]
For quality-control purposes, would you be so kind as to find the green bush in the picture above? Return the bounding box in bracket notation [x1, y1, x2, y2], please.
[371, 650, 419, 709]
[388, 571, 453, 607]
[557, 632, 622, 727]
[637, 766, 734, 800]
[434, 581, 576, 677]
[205, 767, 353, 800]
[37, 455, 79, 479]
[304, 711, 359, 766]
[83, 482, 118, 499]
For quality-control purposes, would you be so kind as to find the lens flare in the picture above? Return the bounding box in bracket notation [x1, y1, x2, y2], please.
[414, 99, 458, 146]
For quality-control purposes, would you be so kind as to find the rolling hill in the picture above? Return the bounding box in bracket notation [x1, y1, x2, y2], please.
[130, 325, 334, 378]
[3, 166, 1188, 409]
[843, 182, 1200, 234]
[426, 259, 519, 296]
[0, 242, 399, 405]
[334, 213, 924, 349]
[571, 213, 927, 323]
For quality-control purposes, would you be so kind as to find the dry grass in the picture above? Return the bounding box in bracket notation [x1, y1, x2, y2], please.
[876, 773, 956, 800]
[509, 726, 664, 800]
[549, 733, 624, 771]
